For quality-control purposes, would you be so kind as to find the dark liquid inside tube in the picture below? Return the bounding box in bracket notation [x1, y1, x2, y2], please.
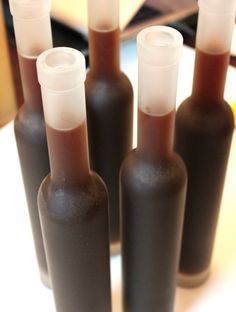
[121, 109, 186, 312]
[192, 49, 230, 105]
[46, 122, 90, 184]
[38, 122, 111, 312]
[175, 49, 234, 283]
[89, 28, 120, 75]
[86, 27, 133, 244]
[14, 55, 49, 285]
[18, 55, 43, 109]
[138, 108, 174, 161]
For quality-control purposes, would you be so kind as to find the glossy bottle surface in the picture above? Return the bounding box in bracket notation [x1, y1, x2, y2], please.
[86, 26, 133, 244]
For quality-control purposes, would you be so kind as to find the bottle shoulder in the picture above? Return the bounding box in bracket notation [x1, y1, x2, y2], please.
[121, 150, 187, 196]
[176, 97, 235, 136]
[14, 106, 47, 143]
[85, 71, 133, 108]
[38, 172, 108, 223]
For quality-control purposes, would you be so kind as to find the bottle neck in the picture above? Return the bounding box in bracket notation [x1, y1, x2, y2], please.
[88, 27, 120, 77]
[191, 3, 234, 106]
[18, 54, 43, 111]
[137, 108, 175, 162]
[191, 48, 230, 105]
[46, 121, 90, 185]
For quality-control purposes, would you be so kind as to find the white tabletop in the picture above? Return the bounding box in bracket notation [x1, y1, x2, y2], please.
[0, 43, 235, 311]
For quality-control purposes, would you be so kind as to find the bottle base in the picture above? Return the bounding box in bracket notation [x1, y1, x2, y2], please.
[40, 270, 51, 289]
[110, 241, 120, 256]
[177, 268, 210, 288]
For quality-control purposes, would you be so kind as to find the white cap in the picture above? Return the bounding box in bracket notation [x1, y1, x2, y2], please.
[9, 0, 51, 19]
[137, 26, 183, 116]
[197, 0, 236, 53]
[137, 26, 183, 67]
[198, 0, 236, 14]
[88, 0, 119, 31]
[9, 0, 52, 57]
[37, 47, 87, 130]
[37, 47, 86, 91]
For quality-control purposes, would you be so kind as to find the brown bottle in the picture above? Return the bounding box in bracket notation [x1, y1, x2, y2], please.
[175, 0, 235, 287]
[85, 0, 133, 246]
[37, 47, 111, 312]
[121, 26, 187, 312]
[9, 0, 52, 286]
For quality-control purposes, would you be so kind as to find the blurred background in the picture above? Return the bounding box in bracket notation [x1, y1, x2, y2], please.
[2, 0, 236, 127]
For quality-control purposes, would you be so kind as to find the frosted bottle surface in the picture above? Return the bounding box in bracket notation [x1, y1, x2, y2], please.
[10, 0, 52, 286]
[121, 26, 187, 312]
[85, 1, 133, 245]
[175, 0, 235, 287]
[37, 47, 111, 312]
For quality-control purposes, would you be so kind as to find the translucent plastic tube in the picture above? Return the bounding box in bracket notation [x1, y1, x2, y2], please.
[137, 26, 183, 116]
[197, 0, 236, 54]
[9, 0, 53, 108]
[87, 0, 119, 31]
[37, 47, 87, 131]
[9, 0, 52, 57]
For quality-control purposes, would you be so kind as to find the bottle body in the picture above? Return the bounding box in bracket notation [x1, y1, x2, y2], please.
[85, 72, 133, 244]
[9, 0, 53, 285]
[175, 0, 236, 287]
[14, 50, 50, 287]
[175, 98, 234, 286]
[14, 106, 49, 285]
[121, 149, 186, 312]
[38, 171, 111, 312]
[121, 26, 185, 311]
[36, 47, 111, 312]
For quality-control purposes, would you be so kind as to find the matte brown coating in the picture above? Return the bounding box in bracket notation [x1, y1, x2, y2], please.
[175, 49, 234, 277]
[38, 123, 111, 312]
[121, 109, 187, 311]
[86, 28, 133, 243]
[14, 55, 49, 283]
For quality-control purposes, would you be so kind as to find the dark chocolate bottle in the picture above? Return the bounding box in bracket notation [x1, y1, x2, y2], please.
[85, 0, 133, 246]
[175, 0, 235, 287]
[121, 26, 187, 312]
[9, 0, 53, 286]
[37, 47, 111, 312]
